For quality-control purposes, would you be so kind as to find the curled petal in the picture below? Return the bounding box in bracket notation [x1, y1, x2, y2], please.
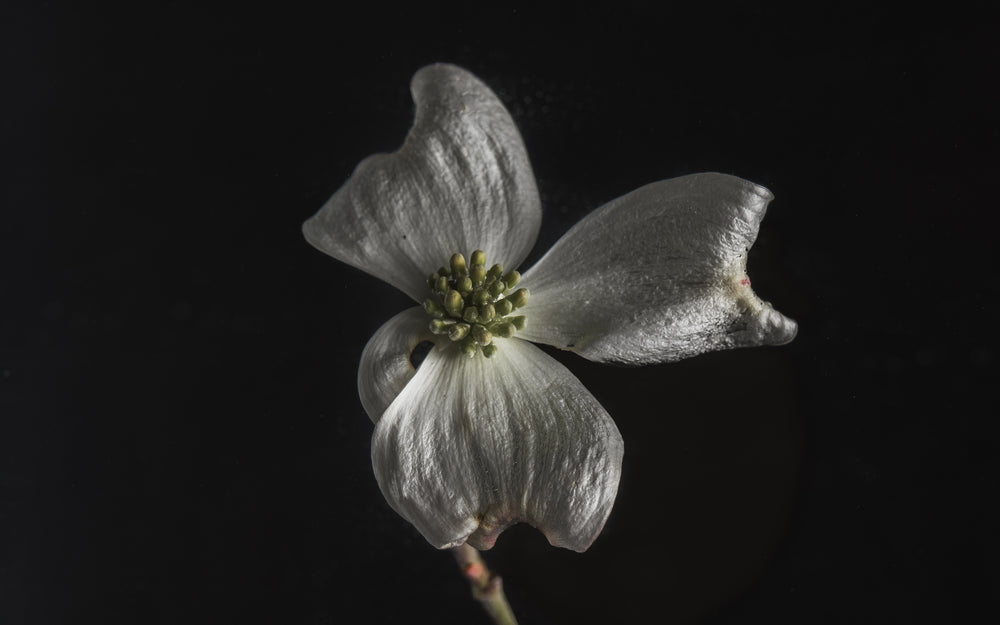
[358, 307, 435, 424]
[520, 173, 798, 365]
[371, 338, 623, 552]
[303, 64, 542, 301]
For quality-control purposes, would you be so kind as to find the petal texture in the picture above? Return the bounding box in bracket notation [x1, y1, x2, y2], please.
[358, 307, 435, 424]
[303, 64, 542, 301]
[520, 173, 797, 365]
[371, 339, 623, 552]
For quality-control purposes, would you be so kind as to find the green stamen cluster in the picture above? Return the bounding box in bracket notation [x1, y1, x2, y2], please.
[423, 250, 528, 358]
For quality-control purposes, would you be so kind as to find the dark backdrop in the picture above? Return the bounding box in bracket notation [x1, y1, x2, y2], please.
[3, 3, 995, 624]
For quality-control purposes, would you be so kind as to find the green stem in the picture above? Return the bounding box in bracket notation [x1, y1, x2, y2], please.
[451, 543, 518, 625]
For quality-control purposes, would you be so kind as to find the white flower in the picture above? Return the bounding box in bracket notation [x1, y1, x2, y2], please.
[303, 64, 797, 552]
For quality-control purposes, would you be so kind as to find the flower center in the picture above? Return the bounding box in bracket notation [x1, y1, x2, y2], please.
[422, 250, 529, 358]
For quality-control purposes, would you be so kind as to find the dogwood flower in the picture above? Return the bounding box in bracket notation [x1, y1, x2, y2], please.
[303, 64, 797, 553]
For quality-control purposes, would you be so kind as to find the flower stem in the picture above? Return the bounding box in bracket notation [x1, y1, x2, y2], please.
[451, 543, 518, 625]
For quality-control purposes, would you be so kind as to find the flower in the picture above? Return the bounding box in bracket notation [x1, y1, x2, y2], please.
[303, 64, 797, 552]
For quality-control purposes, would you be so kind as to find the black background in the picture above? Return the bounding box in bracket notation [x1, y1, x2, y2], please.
[3, 3, 996, 624]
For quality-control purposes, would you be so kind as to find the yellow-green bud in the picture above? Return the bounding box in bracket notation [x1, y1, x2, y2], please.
[502, 270, 520, 289]
[508, 288, 529, 308]
[429, 318, 456, 334]
[469, 264, 486, 287]
[449, 323, 470, 341]
[473, 289, 490, 306]
[461, 336, 478, 357]
[479, 303, 496, 323]
[471, 324, 493, 346]
[444, 290, 464, 317]
[450, 253, 467, 277]
[488, 280, 506, 298]
[423, 299, 445, 318]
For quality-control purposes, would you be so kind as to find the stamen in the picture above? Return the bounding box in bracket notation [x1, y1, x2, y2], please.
[423, 249, 529, 357]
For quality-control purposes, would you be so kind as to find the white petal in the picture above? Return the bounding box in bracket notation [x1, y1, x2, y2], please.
[303, 64, 542, 301]
[520, 173, 797, 365]
[358, 307, 435, 424]
[371, 339, 623, 552]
